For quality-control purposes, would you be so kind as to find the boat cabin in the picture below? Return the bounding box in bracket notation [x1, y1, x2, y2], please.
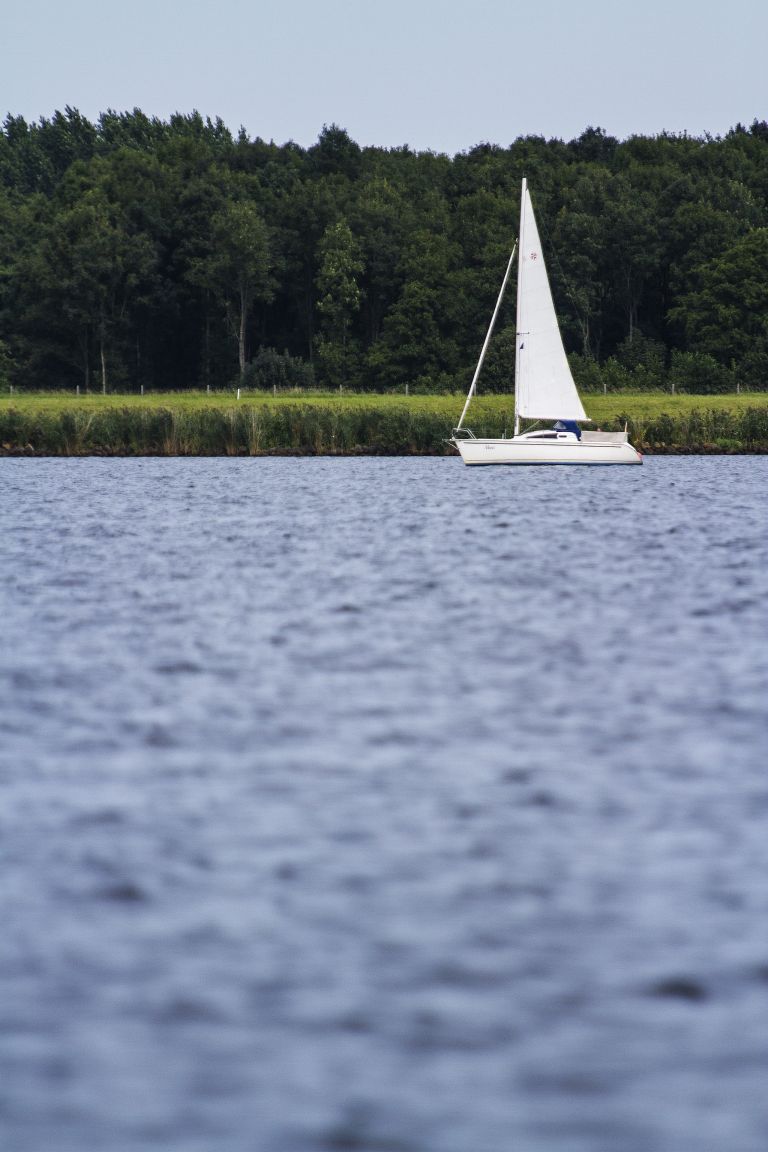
[518, 428, 580, 443]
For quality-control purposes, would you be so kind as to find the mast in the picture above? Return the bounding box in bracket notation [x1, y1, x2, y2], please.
[513, 178, 588, 425]
[514, 177, 526, 438]
[455, 240, 517, 432]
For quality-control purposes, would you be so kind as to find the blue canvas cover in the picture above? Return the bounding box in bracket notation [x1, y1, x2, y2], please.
[553, 420, 582, 440]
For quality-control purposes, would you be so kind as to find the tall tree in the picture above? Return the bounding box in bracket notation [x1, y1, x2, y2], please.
[14, 177, 156, 390]
[314, 219, 363, 387]
[190, 198, 273, 377]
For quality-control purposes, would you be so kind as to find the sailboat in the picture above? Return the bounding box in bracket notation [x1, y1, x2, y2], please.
[450, 178, 642, 465]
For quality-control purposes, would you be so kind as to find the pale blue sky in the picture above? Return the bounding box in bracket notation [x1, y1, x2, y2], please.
[3, 0, 766, 152]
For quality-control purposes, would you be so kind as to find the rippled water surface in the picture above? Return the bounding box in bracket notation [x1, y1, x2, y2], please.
[2, 456, 767, 1152]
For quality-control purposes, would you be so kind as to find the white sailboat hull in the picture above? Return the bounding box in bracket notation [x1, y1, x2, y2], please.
[453, 436, 643, 466]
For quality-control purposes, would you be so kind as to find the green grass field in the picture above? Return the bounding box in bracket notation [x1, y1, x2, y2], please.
[2, 389, 767, 417]
[2, 390, 768, 454]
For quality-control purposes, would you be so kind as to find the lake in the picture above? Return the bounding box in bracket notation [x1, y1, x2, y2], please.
[1, 456, 767, 1151]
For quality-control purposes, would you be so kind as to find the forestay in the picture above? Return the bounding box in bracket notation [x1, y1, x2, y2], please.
[515, 181, 588, 422]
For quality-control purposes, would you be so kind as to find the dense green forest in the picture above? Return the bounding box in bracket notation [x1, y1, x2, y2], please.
[1, 109, 767, 395]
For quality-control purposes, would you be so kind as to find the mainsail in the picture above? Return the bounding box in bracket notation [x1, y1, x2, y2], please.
[515, 180, 587, 422]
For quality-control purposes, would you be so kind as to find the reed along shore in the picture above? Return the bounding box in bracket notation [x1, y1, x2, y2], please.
[2, 393, 768, 456]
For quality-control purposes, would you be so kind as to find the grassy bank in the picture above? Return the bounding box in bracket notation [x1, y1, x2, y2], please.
[2, 392, 768, 455]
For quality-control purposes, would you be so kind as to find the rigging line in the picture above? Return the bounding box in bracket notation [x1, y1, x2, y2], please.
[456, 240, 517, 432]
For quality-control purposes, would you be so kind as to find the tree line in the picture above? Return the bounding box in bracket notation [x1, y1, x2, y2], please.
[1, 108, 767, 394]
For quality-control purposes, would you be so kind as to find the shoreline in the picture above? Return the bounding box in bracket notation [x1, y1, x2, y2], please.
[2, 394, 767, 456]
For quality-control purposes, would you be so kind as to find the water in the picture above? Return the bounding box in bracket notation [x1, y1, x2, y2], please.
[1, 456, 767, 1152]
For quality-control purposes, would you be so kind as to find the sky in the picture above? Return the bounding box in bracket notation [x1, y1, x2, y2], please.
[3, 0, 767, 154]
